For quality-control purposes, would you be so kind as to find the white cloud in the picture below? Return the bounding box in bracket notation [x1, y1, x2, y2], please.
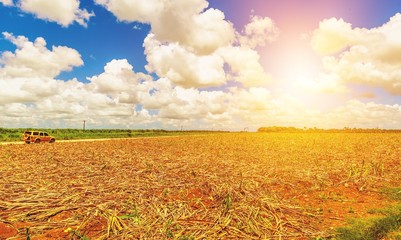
[62, 60, 233, 129]
[138, 78, 175, 109]
[311, 18, 356, 55]
[0, 0, 13, 6]
[135, 74, 229, 121]
[324, 100, 401, 129]
[312, 14, 401, 95]
[94, 0, 164, 23]
[230, 87, 271, 112]
[95, 0, 234, 54]
[227, 88, 401, 130]
[144, 34, 226, 88]
[157, 87, 228, 120]
[1, 32, 83, 79]
[144, 34, 272, 88]
[95, 0, 275, 89]
[0, 77, 61, 104]
[219, 46, 272, 87]
[18, 0, 94, 27]
[189, 8, 235, 54]
[293, 72, 348, 94]
[87, 59, 152, 98]
[1, 54, 400, 130]
[239, 15, 279, 48]
[0, 32, 85, 108]
[222, 88, 320, 130]
[0, 33, 86, 123]
[2, 20, 399, 130]
[86, 60, 233, 128]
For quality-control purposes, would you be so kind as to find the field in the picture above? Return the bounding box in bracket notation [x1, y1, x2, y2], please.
[1, 133, 401, 239]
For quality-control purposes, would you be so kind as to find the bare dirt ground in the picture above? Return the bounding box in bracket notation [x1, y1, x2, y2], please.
[0, 133, 400, 239]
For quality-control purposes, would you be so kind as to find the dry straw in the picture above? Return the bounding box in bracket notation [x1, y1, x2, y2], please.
[1, 133, 399, 239]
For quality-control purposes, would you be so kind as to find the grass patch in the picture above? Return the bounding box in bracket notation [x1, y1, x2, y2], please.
[336, 212, 401, 239]
[382, 187, 401, 201]
[334, 188, 401, 240]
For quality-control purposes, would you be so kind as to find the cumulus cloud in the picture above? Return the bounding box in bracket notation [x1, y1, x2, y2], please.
[18, 0, 94, 27]
[87, 59, 152, 97]
[230, 87, 271, 112]
[0, 59, 148, 128]
[1, 53, 400, 130]
[0, 0, 13, 6]
[0, 77, 62, 104]
[219, 46, 272, 87]
[74, 61, 232, 128]
[324, 100, 401, 129]
[3, 9, 399, 130]
[96, 0, 234, 54]
[94, 0, 165, 23]
[0, 32, 84, 107]
[143, 34, 272, 88]
[143, 34, 227, 88]
[95, 0, 278, 89]
[0, 32, 83, 79]
[133, 74, 229, 122]
[220, 87, 323, 130]
[293, 72, 348, 94]
[156, 87, 228, 120]
[227, 88, 401, 130]
[0, 32, 233, 129]
[239, 15, 279, 48]
[311, 18, 357, 55]
[312, 14, 401, 95]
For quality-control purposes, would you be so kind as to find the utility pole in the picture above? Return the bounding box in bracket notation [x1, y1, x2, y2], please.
[83, 120, 86, 131]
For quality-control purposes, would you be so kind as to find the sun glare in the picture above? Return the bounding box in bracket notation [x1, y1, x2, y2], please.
[263, 40, 347, 115]
[276, 44, 321, 94]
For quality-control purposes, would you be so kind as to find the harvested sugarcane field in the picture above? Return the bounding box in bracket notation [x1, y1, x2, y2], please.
[1, 132, 401, 239]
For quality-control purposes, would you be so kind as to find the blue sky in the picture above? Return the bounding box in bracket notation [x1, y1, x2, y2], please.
[1, 0, 401, 130]
[0, 1, 151, 81]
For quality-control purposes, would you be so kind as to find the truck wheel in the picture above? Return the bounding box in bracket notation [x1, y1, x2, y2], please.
[35, 139, 40, 143]
[50, 139, 55, 143]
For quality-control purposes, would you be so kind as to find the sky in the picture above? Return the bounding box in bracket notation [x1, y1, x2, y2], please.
[1, 0, 401, 131]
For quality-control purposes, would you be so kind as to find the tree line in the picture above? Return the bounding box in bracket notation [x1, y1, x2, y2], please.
[257, 126, 401, 133]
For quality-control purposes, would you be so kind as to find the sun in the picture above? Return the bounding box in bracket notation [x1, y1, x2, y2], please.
[261, 40, 347, 114]
[276, 44, 321, 91]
